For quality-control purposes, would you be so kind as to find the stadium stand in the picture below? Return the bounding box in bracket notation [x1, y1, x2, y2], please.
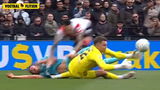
[0, 0, 160, 40]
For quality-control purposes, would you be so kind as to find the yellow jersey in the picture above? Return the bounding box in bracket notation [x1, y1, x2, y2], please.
[68, 45, 127, 77]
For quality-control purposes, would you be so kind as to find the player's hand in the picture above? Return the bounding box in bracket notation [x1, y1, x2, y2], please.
[65, 53, 77, 59]
[131, 51, 143, 60]
[7, 73, 15, 79]
[70, 54, 77, 59]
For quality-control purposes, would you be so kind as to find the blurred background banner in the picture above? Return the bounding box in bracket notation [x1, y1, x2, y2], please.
[0, 40, 160, 70]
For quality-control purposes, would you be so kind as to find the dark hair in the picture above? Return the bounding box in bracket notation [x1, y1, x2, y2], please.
[93, 36, 107, 45]
[17, 16, 24, 21]
[28, 64, 40, 75]
[61, 20, 71, 26]
[99, 13, 107, 20]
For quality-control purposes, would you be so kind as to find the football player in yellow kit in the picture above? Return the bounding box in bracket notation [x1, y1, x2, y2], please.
[50, 36, 140, 79]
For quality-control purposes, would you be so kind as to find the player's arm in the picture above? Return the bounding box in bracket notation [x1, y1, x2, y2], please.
[104, 48, 133, 59]
[36, 57, 57, 67]
[92, 54, 128, 70]
[7, 73, 44, 79]
[90, 54, 115, 70]
[66, 54, 77, 59]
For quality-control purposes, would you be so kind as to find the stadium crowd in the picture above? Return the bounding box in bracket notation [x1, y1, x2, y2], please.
[0, 0, 160, 40]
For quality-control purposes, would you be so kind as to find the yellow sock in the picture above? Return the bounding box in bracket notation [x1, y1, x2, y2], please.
[61, 71, 71, 78]
[105, 72, 119, 79]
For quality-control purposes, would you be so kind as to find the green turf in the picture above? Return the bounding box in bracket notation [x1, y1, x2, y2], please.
[1, 71, 160, 90]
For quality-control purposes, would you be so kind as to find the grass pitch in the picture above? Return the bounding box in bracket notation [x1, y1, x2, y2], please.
[0, 71, 160, 90]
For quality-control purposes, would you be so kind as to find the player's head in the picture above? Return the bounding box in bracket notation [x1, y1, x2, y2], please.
[94, 36, 107, 52]
[62, 20, 74, 35]
[28, 65, 40, 74]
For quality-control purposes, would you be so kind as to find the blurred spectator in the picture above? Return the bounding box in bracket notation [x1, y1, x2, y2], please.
[0, 0, 14, 15]
[53, 1, 69, 23]
[144, 1, 159, 29]
[50, 0, 57, 10]
[0, 20, 14, 40]
[58, 14, 69, 26]
[0, 0, 9, 4]
[82, 11, 92, 20]
[64, 0, 73, 11]
[45, 0, 54, 13]
[108, 3, 120, 27]
[0, 20, 14, 35]
[14, 16, 28, 37]
[113, 0, 126, 10]
[112, 21, 127, 36]
[134, 0, 146, 23]
[93, 13, 113, 37]
[29, 17, 46, 38]
[127, 13, 148, 36]
[0, 13, 5, 25]
[119, 0, 137, 24]
[82, 0, 92, 16]
[14, 9, 31, 25]
[31, 3, 48, 23]
[73, 1, 84, 18]
[6, 13, 15, 27]
[64, 0, 74, 18]
[143, 0, 155, 14]
[1, 9, 14, 15]
[147, 16, 160, 36]
[142, 0, 155, 23]
[155, 0, 160, 13]
[102, 1, 110, 16]
[91, 2, 105, 25]
[0, 0, 10, 4]
[23, 0, 35, 18]
[44, 13, 58, 36]
[89, 0, 103, 8]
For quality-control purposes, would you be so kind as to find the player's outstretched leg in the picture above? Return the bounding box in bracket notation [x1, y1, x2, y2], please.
[95, 70, 136, 79]
[105, 71, 136, 79]
[119, 71, 136, 79]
